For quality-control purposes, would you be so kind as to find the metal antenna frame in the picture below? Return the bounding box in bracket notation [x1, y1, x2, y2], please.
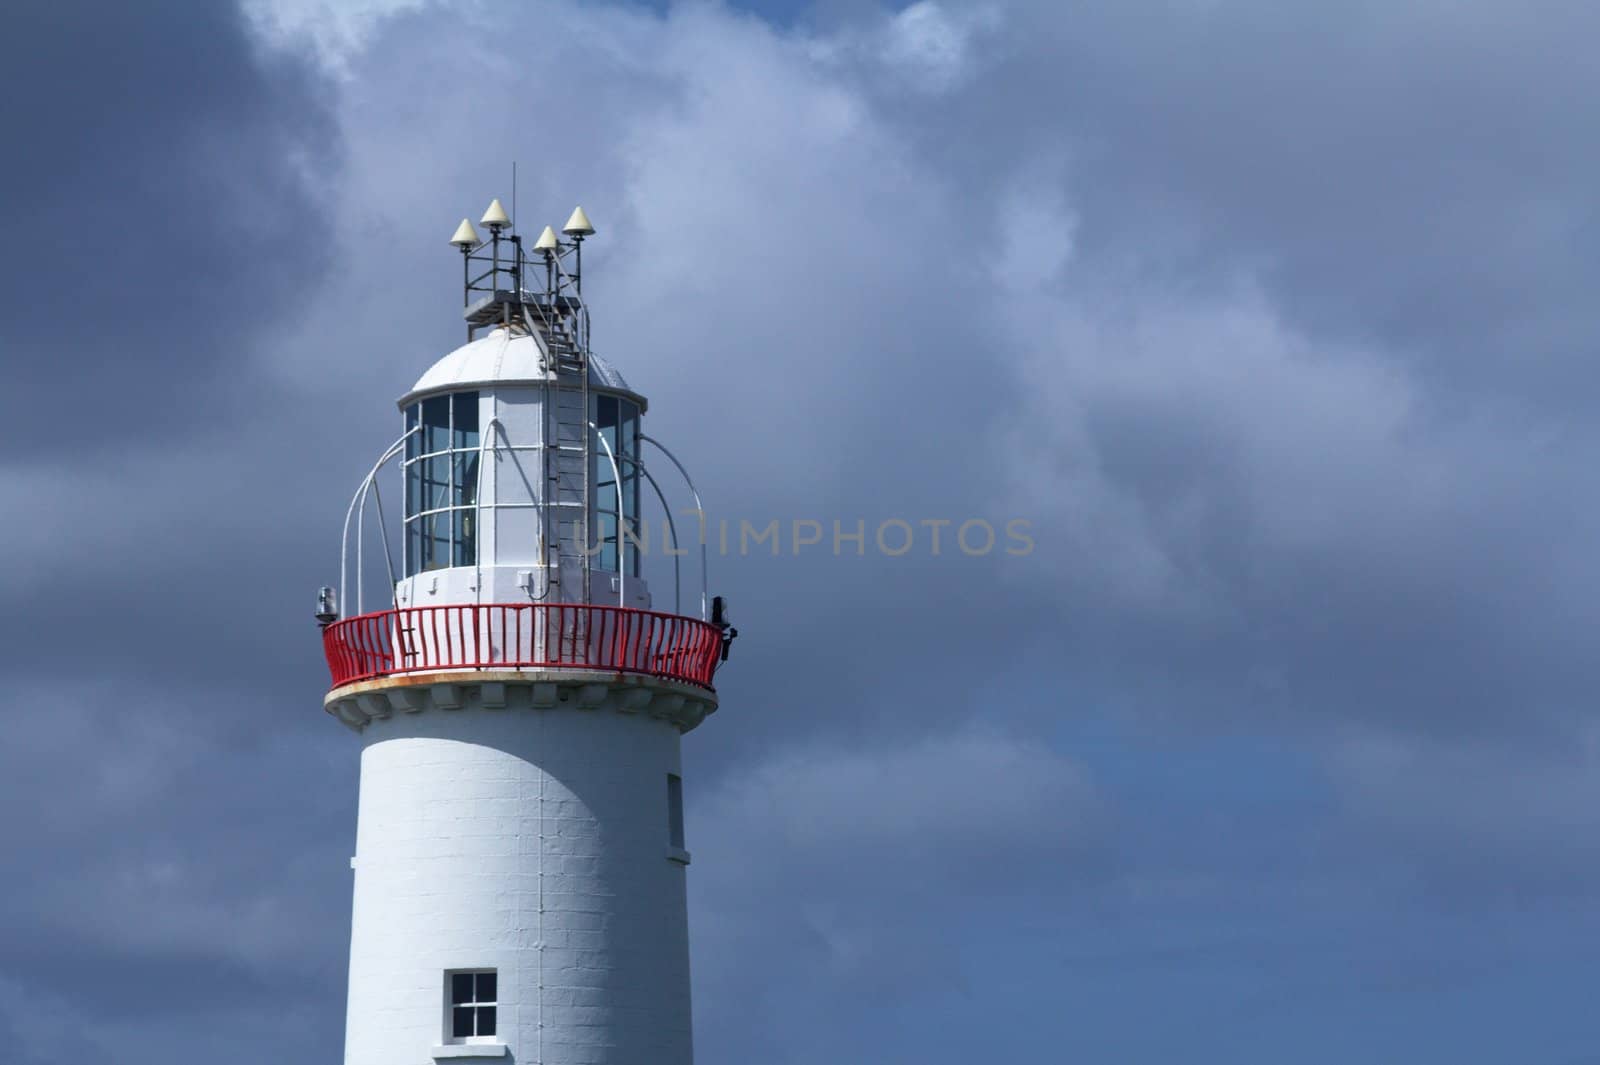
[450, 201, 603, 608]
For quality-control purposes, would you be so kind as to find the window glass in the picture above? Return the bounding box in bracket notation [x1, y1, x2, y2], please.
[595, 395, 619, 475]
[453, 392, 479, 451]
[622, 402, 638, 498]
[421, 512, 449, 571]
[402, 391, 480, 578]
[594, 472, 618, 515]
[405, 455, 419, 520]
[621, 401, 640, 577]
[621, 516, 644, 571]
[453, 510, 475, 567]
[453, 452, 479, 509]
[588, 394, 631, 575]
[422, 395, 451, 454]
[448, 970, 497, 1042]
[595, 512, 618, 573]
[423, 454, 452, 512]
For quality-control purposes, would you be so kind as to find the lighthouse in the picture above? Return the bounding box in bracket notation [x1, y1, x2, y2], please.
[317, 200, 735, 1065]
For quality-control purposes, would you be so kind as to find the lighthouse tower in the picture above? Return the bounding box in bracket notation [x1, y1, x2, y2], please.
[317, 201, 735, 1065]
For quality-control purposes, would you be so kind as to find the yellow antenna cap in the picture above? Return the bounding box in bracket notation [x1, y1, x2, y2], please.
[481, 198, 511, 228]
[534, 225, 560, 252]
[562, 205, 595, 236]
[449, 218, 480, 247]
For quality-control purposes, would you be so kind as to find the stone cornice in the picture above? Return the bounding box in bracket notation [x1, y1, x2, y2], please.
[324, 669, 717, 734]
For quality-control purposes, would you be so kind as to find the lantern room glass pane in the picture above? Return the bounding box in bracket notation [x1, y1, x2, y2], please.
[453, 452, 478, 509]
[423, 455, 451, 513]
[452, 392, 479, 450]
[590, 394, 627, 575]
[594, 474, 617, 516]
[405, 457, 419, 520]
[595, 393, 618, 431]
[453, 510, 475, 567]
[594, 511, 618, 573]
[621, 401, 639, 577]
[593, 394, 619, 478]
[400, 391, 482, 579]
[422, 395, 451, 454]
[622, 516, 644, 579]
[421, 512, 449, 571]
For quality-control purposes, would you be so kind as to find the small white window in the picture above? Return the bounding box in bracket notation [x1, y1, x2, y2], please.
[447, 970, 497, 1043]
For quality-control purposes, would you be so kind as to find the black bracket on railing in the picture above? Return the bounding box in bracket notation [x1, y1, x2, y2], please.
[711, 595, 738, 664]
[315, 585, 339, 626]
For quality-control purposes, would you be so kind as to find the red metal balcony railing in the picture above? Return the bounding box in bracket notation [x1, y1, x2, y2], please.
[322, 603, 724, 692]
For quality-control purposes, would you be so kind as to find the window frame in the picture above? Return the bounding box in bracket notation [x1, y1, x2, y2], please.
[444, 968, 499, 1046]
[402, 391, 481, 576]
[589, 392, 642, 578]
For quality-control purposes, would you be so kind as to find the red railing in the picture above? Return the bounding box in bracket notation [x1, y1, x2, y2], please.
[322, 603, 723, 692]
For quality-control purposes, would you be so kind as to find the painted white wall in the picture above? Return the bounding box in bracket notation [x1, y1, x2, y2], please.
[343, 696, 694, 1065]
[343, 327, 700, 1064]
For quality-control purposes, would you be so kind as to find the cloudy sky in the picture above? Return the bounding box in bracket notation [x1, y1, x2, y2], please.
[4, 0, 1600, 1061]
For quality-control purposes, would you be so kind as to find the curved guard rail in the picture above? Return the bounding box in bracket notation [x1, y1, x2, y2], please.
[323, 603, 723, 692]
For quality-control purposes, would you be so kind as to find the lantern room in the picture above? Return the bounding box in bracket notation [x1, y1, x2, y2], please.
[320, 200, 734, 698]
[388, 328, 651, 611]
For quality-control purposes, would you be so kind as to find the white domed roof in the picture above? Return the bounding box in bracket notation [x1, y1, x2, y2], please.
[399, 327, 639, 407]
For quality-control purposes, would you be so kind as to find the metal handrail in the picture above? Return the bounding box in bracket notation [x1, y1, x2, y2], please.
[342, 426, 419, 616]
[321, 602, 723, 692]
[639, 434, 710, 621]
[589, 420, 626, 607]
[546, 244, 590, 357]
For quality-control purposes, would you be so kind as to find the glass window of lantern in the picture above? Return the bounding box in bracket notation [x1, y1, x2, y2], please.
[402, 391, 480, 576]
[622, 400, 639, 576]
[422, 395, 450, 453]
[590, 393, 641, 578]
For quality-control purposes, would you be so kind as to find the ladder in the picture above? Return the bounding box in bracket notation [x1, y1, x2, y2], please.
[530, 301, 590, 607]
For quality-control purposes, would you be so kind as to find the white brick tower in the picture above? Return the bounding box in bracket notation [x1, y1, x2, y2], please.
[317, 201, 735, 1065]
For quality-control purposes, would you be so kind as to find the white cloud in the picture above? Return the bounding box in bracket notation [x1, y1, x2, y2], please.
[245, 0, 983, 516]
[879, 1, 1001, 93]
[243, 0, 435, 75]
[989, 184, 1077, 291]
[988, 273, 1535, 627]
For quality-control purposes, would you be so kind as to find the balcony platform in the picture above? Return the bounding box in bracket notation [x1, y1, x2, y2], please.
[321, 603, 725, 731]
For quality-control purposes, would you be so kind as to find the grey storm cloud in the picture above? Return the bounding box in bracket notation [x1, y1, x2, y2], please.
[0, 2, 337, 453]
[4, 1, 1600, 1063]
[0, 2, 345, 1058]
[0, 6, 336, 686]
